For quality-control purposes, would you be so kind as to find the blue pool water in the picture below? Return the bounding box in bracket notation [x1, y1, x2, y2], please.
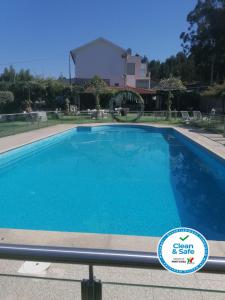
[0, 125, 225, 241]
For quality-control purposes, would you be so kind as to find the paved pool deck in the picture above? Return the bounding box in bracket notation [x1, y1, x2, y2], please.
[1, 123, 225, 299]
[0, 124, 76, 154]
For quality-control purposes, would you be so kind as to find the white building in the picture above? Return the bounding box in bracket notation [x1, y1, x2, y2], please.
[70, 37, 151, 89]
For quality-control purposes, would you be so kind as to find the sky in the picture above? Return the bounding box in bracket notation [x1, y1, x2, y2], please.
[0, 0, 197, 78]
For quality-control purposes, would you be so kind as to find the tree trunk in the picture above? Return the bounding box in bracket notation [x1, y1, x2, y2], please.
[210, 57, 215, 85]
[95, 93, 101, 119]
[167, 91, 172, 120]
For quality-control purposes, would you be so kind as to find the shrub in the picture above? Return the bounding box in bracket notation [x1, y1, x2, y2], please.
[0, 91, 14, 105]
[0, 91, 14, 113]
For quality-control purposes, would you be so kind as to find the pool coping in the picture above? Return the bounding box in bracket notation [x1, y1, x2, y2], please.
[0, 124, 77, 154]
[1, 122, 225, 257]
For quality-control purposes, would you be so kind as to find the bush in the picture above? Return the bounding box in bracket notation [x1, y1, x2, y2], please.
[0, 91, 14, 113]
[202, 81, 225, 97]
[0, 91, 14, 105]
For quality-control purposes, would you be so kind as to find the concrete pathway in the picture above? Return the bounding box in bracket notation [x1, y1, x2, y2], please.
[0, 260, 225, 299]
[0, 124, 76, 154]
[201, 132, 225, 145]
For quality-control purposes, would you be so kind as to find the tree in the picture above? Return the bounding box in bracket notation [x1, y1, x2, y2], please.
[180, 0, 225, 84]
[17, 69, 33, 81]
[0, 91, 14, 112]
[148, 53, 197, 83]
[43, 79, 66, 109]
[202, 81, 225, 97]
[85, 76, 112, 118]
[202, 81, 225, 112]
[0, 66, 16, 82]
[0, 66, 82, 112]
[148, 60, 161, 80]
[0, 66, 34, 82]
[159, 76, 186, 119]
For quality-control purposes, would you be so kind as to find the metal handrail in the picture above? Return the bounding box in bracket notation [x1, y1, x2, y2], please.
[1, 243, 225, 299]
[0, 243, 225, 274]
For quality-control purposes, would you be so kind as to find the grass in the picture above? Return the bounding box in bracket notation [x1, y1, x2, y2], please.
[139, 117, 182, 124]
[191, 120, 225, 134]
[0, 116, 115, 138]
[0, 114, 224, 138]
[109, 113, 183, 124]
[60, 115, 113, 123]
[0, 120, 60, 138]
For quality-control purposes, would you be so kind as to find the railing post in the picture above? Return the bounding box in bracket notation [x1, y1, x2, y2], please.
[81, 265, 102, 300]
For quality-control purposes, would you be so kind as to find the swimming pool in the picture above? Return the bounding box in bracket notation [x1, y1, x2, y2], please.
[0, 125, 225, 241]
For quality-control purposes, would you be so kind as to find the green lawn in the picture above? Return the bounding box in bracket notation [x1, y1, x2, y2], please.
[60, 115, 113, 123]
[0, 114, 224, 138]
[191, 120, 225, 133]
[139, 116, 182, 124]
[0, 116, 114, 138]
[0, 120, 61, 137]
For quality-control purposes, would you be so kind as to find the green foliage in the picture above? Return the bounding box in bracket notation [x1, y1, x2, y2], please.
[149, 53, 196, 82]
[0, 66, 34, 82]
[202, 81, 225, 97]
[0, 67, 76, 112]
[159, 77, 186, 118]
[0, 66, 16, 82]
[150, 1, 225, 84]
[180, 0, 225, 83]
[85, 76, 108, 93]
[17, 69, 33, 81]
[0, 91, 14, 112]
[158, 77, 186, 92]
[85, 76, 115, 112]
[0, 91, 14, 105]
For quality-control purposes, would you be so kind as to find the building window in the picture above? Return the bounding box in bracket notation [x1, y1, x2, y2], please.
[114, 83, 119, 86]
[136, 79, 149, 89]
[126, 63, 135, 75]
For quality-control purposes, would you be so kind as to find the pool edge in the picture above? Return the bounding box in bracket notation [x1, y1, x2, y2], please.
[0, 228, 224, 257]
[1, 123, 225, 253]
[1, 122, 225, 162]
